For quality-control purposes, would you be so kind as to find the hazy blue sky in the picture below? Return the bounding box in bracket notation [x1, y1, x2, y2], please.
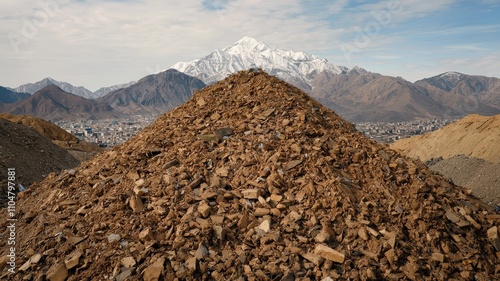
[1, 0, 499, 90]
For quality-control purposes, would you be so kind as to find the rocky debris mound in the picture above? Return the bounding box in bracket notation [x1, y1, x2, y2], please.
[0, 113, 103, 162]
[0, 119, 80, 207]
[3, 70, 500, 280]
[428, 155, 500, 206]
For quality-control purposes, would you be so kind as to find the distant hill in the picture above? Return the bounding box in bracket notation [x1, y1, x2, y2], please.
[0, 113, 78, 142]
[391, 114, 500, 163]
[98, 69, 206, 115]
[0, 86, 30, 103]
[15, 77, 95, 99]
[309, 68, 448, 122]
[14, 77, 136, 99]
[5, 85, 117, 121]
[92, 81, 136, 98]
[416, 72, 500, 117]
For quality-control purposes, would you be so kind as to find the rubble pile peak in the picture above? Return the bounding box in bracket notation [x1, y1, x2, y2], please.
[4, 69, 499, 280]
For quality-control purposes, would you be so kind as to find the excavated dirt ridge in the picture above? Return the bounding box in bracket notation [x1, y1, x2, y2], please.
[1, 70, 499, 280]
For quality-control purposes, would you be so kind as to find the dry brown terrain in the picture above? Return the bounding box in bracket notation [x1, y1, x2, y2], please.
[0, 113, 103, 162]
[0, 119, 80, 207]
[429, 155, 500, 205]
[1, 70, 499, 280]
[391, 114, 500, 163]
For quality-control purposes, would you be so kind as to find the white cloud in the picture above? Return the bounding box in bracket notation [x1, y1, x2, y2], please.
[0, 0, 498, 90]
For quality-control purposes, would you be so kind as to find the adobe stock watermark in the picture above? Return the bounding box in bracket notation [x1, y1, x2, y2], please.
[7, 0, 70, 54]
[341, 0, 402, 62]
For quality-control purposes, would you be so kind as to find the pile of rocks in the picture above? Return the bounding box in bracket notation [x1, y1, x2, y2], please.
[2, 70, 499, 280]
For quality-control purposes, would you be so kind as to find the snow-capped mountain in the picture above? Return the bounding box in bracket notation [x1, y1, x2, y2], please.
[14, 78, 138, 99]
[92, 81, 137, 98]
[15, 78, 94, 99]
[171, 36, 348, 90]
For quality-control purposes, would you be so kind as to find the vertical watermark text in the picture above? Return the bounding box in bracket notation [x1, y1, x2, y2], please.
[6, 168, 17, 274]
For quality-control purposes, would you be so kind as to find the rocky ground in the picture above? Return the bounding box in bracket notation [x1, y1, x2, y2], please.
[1, 70, 499, 280]
[428, 155, 500, 206]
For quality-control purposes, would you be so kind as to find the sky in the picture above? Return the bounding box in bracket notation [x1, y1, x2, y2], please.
[1, 0, 499, 91]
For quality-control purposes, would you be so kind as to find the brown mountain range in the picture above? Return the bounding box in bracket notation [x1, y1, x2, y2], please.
[97, 69, 206, 115]
[309, 69, 448, 122]
[4, 85, 117, 121]
[4, 70, 498, 280]
[415, 72, 500, 118]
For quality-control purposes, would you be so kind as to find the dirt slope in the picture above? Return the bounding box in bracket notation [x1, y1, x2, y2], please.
[429, 155, 500, 205]
[0, 119, 80, 207]
[391, 114, 500, 163]
[0, 113, 103, 161]
[2, 70, 499, 280]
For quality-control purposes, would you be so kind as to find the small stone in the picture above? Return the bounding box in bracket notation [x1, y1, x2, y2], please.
[197, 97, 206, 107]
[213, 226, 227, 240]
[115, 269, 132, 281]
[487, 226, 500, 251]
[242, 189, 261, 199]
[139, 228, 155, 242]
[358, 227, 369, 241]
[282, 119, 291, 126]
[108, 234, 121, 243]
[237, 213, 249, 229]
[134, 186, 148, 196]
[130, 196, 144, 213]
[46, 262, 68, 281]
[121, 256, 136, 269]
[215, 167, 229, 177]
[254, 208, 270, 217]
[431, 252, 444, 263]
[143, 257, 165, 281]
[314, 244, 345, 263]
[198, 201, 211, 218]
[301, 252, 323, 266]
[64, 250, 82, 269]
[186, 257, 197, 271]
[256, 219, 270, 234]
[195, 243, 209, 260]
[135, 179, 145, 187]
[314, 230, 331, 243]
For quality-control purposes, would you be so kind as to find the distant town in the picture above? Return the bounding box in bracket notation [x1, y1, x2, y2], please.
[355, 118, 456, 143]
[56, 115, 457, 148]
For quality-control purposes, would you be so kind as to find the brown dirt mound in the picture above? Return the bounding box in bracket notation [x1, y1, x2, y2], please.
[391, 114, 500, 163]
[2, 70, 499, 280]
[0, 113, 78, 142]
[428, 155, 500, 206]
[0, 118, 80, 207]
[0, 113, 104, 161]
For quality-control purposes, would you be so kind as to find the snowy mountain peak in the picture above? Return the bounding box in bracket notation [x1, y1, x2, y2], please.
[224, 36, 270, 55]
[171, 36, 348, 89]
[439, 71, 465, 81]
